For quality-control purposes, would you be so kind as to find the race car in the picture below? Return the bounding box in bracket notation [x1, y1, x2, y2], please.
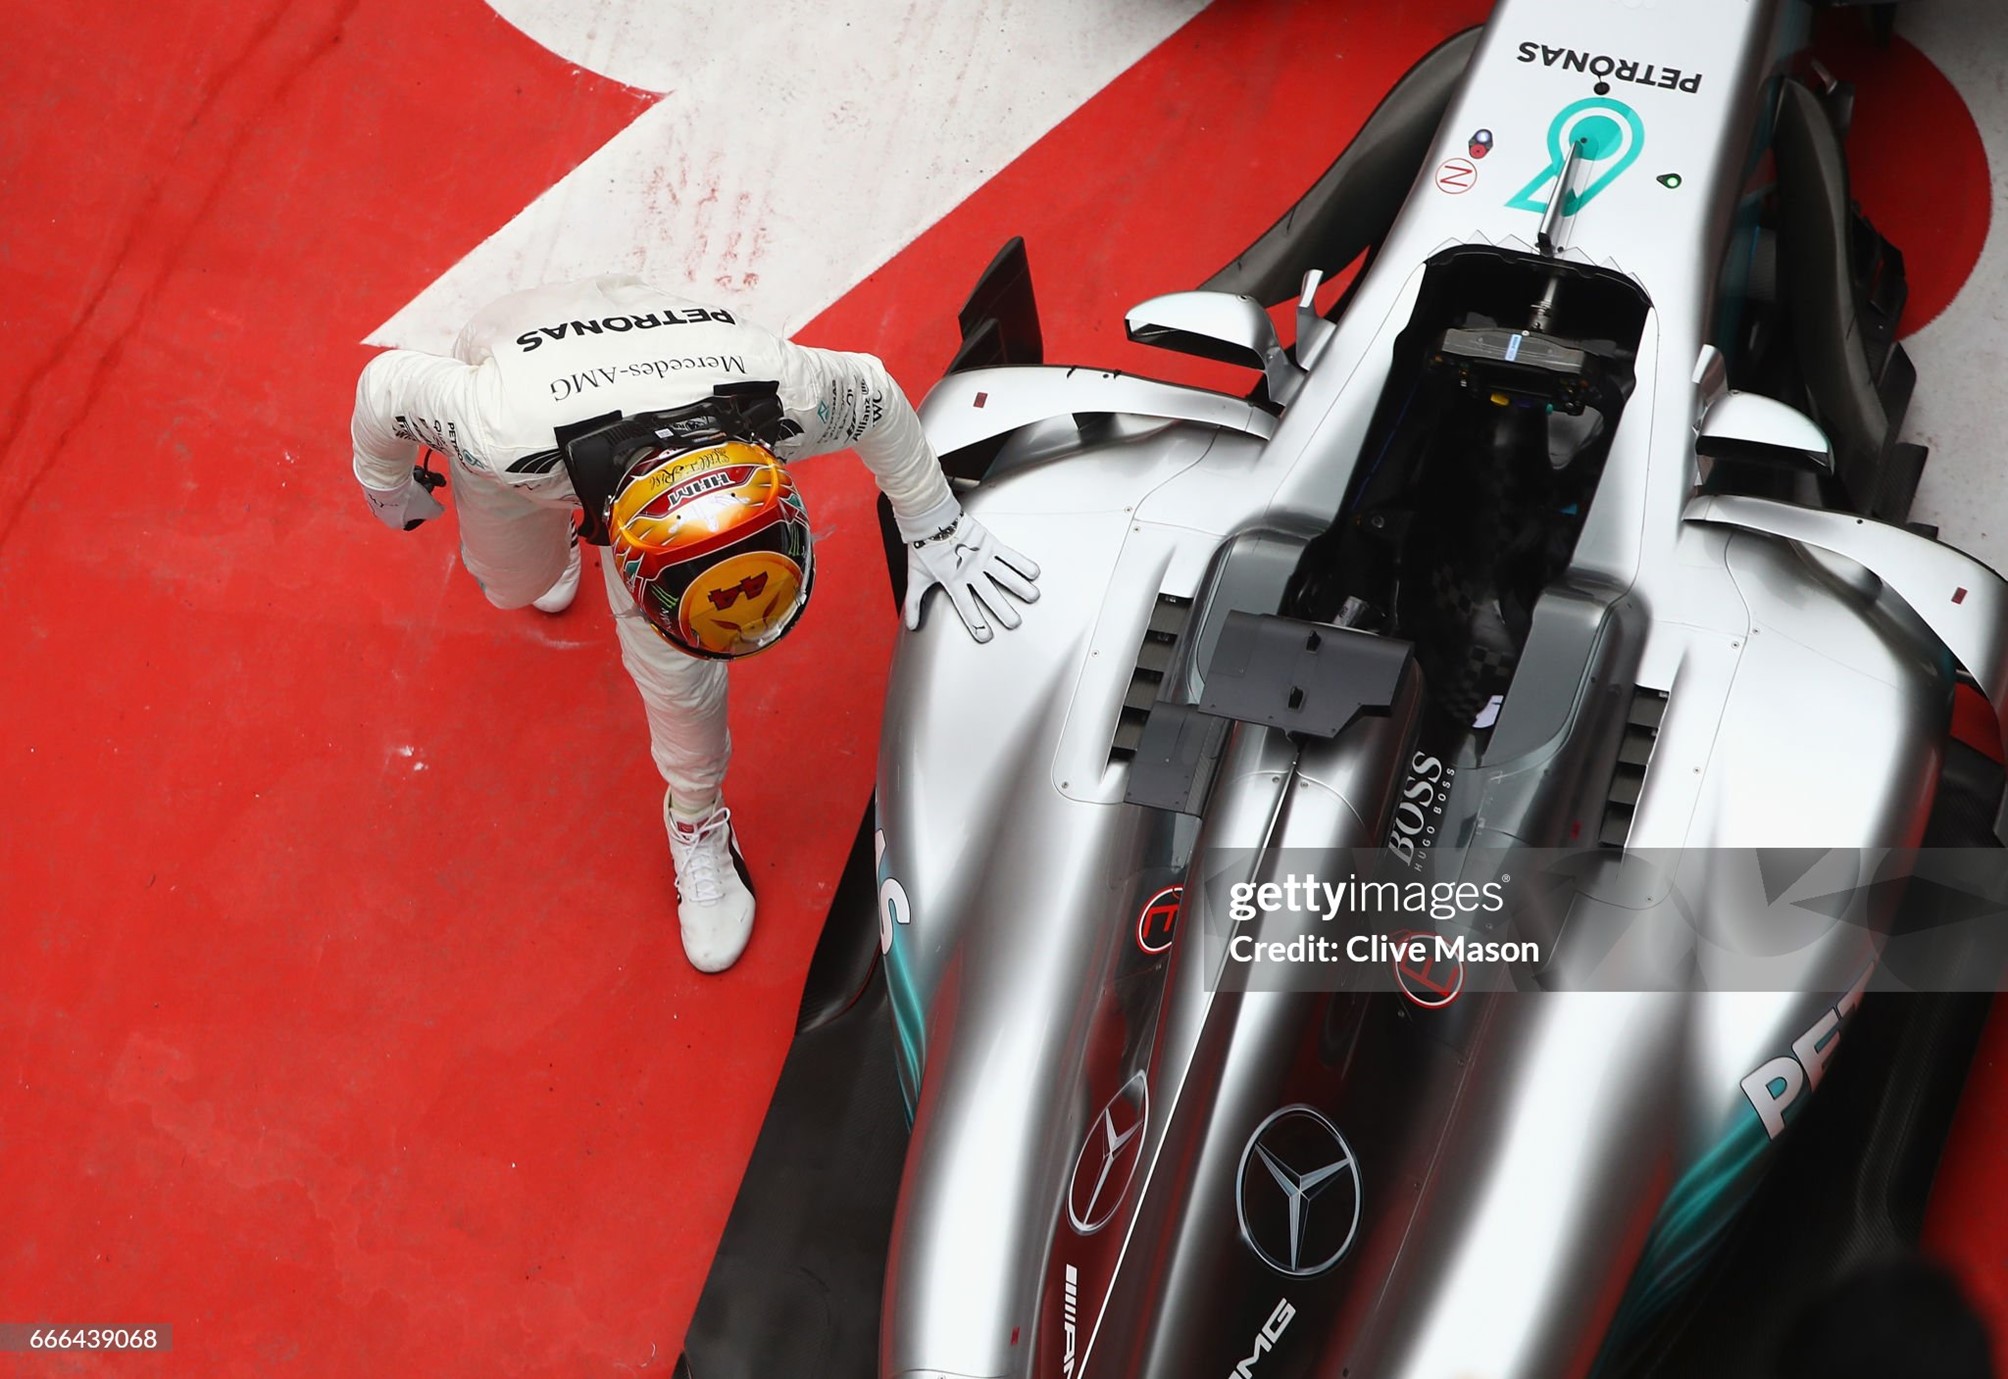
[678, 1, 2002, 1376]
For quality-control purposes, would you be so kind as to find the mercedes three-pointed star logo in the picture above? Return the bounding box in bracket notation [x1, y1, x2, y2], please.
[1068, 1071, 1149, 1234]
[1235, 1104, 1362, 1277]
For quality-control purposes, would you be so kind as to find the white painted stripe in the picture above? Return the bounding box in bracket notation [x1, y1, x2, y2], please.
[368, 0, 1209, 352]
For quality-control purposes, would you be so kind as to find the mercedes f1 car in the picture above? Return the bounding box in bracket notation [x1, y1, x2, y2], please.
[679, 1, 2003, 1375]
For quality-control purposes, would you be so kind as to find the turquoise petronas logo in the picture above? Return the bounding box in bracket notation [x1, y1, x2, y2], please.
[1507, 97, 1645, 214]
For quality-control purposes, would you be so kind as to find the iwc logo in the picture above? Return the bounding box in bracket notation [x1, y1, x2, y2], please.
[1068, 1071, 1149, 1234]
[1235, 1105, 1362, 1277]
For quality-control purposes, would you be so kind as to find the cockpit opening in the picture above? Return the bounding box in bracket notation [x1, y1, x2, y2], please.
[1284, 247, 1651, 741]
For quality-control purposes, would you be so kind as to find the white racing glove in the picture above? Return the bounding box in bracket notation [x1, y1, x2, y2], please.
[899, 496, 1040, 643]
[359, 468, 446, 532]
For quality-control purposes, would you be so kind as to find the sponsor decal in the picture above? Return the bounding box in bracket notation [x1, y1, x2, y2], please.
[1068, 1071, 1149, 1234]
[660, 464, 756, 508]
[820, 379, 887, 443]
[1227, 1298, 1297, 1379]
[1386, 751, 1452, 868]
[1390, 928, 1465, 1008]
[614, 458, 757, 527]
[1506, 97, 1645, 216]
[706, 573, 769, 610]
[623, 354, 746, 379]
[1740, 963, 1873, 1139]
[874, 829, 912, 955]
[674, 549, 803, 652]
[547, 355, 749, 401]
[1435, 157, 1478, 194]
[1136, 885, 1181, 955]
[1236, 1105, 1361, 1277]
[550, 367, 619, 402]
[392, 414, 477, 470]
[1059, 1263, 1079, 1378]
[514, 307, 737, 352]
[1514, 41, 1704, 94]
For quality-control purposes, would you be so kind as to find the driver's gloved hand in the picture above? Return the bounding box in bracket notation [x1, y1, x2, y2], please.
[359, 467, 447, 532]
[898, 495, 1040, 643]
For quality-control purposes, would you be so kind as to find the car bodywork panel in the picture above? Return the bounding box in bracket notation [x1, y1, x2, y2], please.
[865, 1, 2002, 1377]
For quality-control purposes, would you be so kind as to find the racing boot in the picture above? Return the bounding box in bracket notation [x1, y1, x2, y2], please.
[532, 535, 582, 614]
[666, 799, 756, 972]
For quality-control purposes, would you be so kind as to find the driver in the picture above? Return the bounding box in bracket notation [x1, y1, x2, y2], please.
[349, 274, 1040, 973]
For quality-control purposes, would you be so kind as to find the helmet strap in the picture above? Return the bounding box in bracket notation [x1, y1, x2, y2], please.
[558, 383, 801, 545]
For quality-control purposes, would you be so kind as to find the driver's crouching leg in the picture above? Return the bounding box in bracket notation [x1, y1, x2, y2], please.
[454, 469, 577, 611]
[600, 550, 755, 974]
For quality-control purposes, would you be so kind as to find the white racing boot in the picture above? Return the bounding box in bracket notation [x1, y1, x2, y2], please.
[532, 537, 582, 614]
[666, 800, 756, 972]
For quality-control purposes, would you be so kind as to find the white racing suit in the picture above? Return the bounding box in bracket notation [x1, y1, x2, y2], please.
[350, 274, 958, 815]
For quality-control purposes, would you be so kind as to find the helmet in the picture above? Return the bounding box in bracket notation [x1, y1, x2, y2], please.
[607, 438, 814, 659]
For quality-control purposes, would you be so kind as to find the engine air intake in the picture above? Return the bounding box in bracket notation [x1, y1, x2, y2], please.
[1600, 687, 1668, 848]
[1110, 595, 1195, 763]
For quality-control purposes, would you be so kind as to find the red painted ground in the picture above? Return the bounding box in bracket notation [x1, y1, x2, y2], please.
[1808, 15, 1991, 334]
[0, 2, 1997, 1375]
[1927, 998, 2008, 1378]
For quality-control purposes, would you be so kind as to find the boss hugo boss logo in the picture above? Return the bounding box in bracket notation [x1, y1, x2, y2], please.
[1387, 751, 1452, 867]
[1516, 40, 1703, 93]
[1236, 1105, 1361, 1277]
[514, 307, 738, 351]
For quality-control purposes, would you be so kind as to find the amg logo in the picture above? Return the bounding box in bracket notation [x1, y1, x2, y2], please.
[1228, 1298, 1296, 1379]
[1060, 1264, 1079, 1378]
[514, 307, 737, 351]
[1515, 40, 1703, 93]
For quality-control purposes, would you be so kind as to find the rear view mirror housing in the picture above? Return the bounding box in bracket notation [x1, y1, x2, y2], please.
[1125, 290, 1306, 405]
[1697, 391, 1835, 475]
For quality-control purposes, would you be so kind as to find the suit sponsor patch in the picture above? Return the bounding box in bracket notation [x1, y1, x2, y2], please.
[548, 356, 747, 401]
[515, 308, 738, 352]
[818, 380, 885, 443]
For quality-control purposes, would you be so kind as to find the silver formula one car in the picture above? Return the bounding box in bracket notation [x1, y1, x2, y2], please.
[678, 2, 2003, 1376]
